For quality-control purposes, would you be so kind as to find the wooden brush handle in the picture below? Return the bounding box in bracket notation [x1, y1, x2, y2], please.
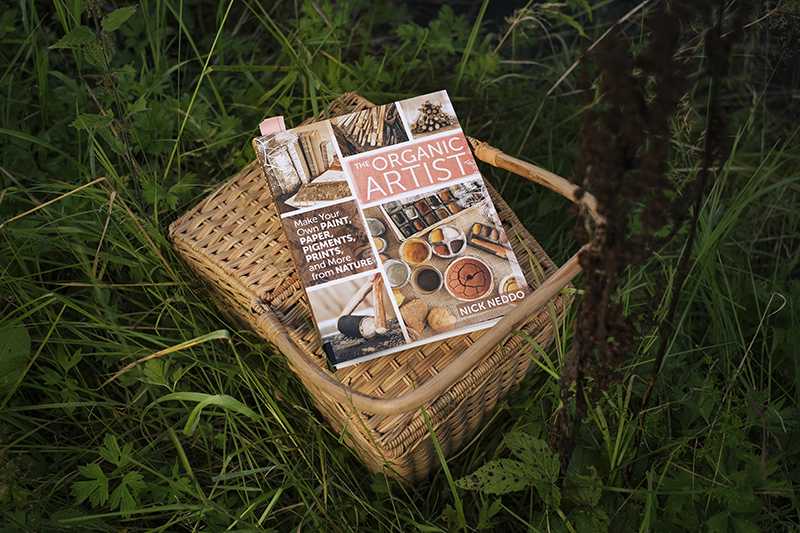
[339, 276, 373, 318]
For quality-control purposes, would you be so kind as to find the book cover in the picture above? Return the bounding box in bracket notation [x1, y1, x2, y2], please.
[254, 91, 531, 368]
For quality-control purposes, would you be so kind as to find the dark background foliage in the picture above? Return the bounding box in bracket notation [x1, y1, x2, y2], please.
[1, 1, 799, 531]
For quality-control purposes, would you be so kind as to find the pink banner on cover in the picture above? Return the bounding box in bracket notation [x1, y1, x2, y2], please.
[344, 131, 479, 205]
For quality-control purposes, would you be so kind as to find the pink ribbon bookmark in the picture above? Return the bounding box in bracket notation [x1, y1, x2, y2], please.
[259, 116, 286, 136]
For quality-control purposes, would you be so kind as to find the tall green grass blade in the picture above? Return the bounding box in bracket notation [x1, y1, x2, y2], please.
[162, 0, 235, 182]
[421, 405, 466, 532]
[456, 0, 489, 90]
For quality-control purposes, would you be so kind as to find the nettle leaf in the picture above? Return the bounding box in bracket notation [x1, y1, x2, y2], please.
[143, 177, 179, 210]
[97, 126, 127, 155]
[50, 25, 95, 49]
[0, 325, 31, 398]
[127, 96, 148, 116]
[455, 459, 532, 494]
[101, 6, 138, 32]
[71, 113, 114, 131]
[71, 463, 109, 507]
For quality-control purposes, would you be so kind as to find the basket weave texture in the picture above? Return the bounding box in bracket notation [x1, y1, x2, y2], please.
[169, 93, 573, 484]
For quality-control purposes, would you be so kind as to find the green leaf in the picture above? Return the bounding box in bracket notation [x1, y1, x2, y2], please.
[732, 516, 761, 533]
[153, 393, 258, 436]
[505, 433, 559, 481]
[50, 25, 94, 49]
[567, 0, 593, 20]
[98, 433, 133, 468]
[456, 433, 563, 503]
[209, 64, 288, 73]
[122, 471, 146, 491]
[109, 483, 134, 516]
[143, 358, 169, 387]
[476, 499, 503, 530]
[109, 471, 145, 517]
[51, 507, 109, 530]
[127, 96, 148, 116]
[71, 113, 114, 130]
[572, 508, 609, 533]
[544, 11, 587, 38]
[565, 470, 602, 508]
[578, 0, 593, 20]
[504, 432, 561, 508]
[454, 459, 532, 494]
[55, 348, 83, 372]
[407, 523, 445, 533]
[440, 504, 461, 527]
[99, 433, 122, 466]
[71, 464, 109, 507]
[0, 326, 31, 398]
[101, 6, 138, 32]
[531, 477, 561, 509]
[707, 511, 730, 533]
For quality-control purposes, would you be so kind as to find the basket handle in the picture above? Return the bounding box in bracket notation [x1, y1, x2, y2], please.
[254, 142, 603, 416]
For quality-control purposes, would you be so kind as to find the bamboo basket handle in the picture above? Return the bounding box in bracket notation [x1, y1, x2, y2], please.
[467, 137, 604, 225]
[254, 141, 604, 416]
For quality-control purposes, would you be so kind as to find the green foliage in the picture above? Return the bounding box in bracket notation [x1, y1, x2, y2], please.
[50, 25, 95, 48]
[101, 6, 138, 33]
[456, 433, 560, 507]
[71, 464, 109, 507]
[70, 434, 145, 517]
[0, 0, 798, 531]
[0, 326, 31, 399]
[542, 0, 593, 38]
[456, 432, 615, 531]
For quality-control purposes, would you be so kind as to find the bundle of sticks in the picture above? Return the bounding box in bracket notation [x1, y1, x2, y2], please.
[335, 275, 388, 339]
[410, 100, 456, 134]
[334, 104, 405, 154]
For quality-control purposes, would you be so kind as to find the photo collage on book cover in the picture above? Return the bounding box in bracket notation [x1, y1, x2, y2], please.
[255, 91, 531, 366]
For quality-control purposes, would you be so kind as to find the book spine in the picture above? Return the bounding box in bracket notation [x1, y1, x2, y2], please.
[298, 132, 319, 179]
[286, 137, 311, 183]
[319, 141, 329, 171]
[309, 130, 325, 176]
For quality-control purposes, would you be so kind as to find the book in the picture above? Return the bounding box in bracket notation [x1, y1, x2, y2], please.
[254, 90, 531, 368]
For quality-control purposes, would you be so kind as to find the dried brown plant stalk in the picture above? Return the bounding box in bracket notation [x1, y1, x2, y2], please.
[550, 0, 755, 475]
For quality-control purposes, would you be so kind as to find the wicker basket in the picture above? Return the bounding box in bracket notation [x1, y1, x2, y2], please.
[168, 93, 599, 484]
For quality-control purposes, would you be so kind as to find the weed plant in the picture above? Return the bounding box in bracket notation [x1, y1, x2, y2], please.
[1, 0, 799, 531]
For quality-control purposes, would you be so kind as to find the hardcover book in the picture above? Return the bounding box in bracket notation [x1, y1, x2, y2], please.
[254, 91, 531, 368]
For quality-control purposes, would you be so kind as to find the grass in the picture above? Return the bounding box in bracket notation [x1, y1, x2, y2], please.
[1, 0, 800, 531]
